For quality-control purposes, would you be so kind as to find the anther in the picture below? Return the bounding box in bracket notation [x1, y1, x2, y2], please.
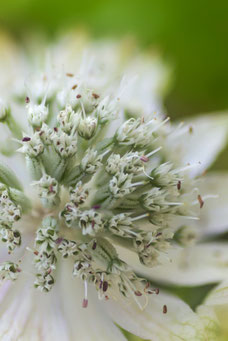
[25, 96, 30, 103]
[163, 305, 167, 314]
[22, 137, 31, 142]
[189, 126, 193, 134]
[92, 241, 97, 250]
[55, 237, 64, 245]
[140, 155, 149, 162]
[92, 205, 101, 210]
[197, 194, 204, 208]
[82, 299, 88, 308]
[92, 93, 99, 99]
[177, 180, 181, 190]
[103, 281, 108, 292]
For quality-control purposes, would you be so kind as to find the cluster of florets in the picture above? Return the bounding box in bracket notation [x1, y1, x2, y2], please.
[0, 73, 203, 308]
[0, 183, 22, 252]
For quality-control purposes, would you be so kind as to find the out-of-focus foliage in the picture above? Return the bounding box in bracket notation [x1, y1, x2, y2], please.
[0, 0, 227, 119]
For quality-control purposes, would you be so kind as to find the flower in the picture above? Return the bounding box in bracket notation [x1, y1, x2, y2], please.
[0, 32, 228, 340]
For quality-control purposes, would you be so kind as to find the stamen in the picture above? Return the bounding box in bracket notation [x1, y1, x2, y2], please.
[183, 216, 200, 221]
[142, 167, 154, 181]
[173, 163, 199, 174]
[131, 213, 149, 221]
[147, 117, 170, 133]
[83, 280, 88, 308]
[146, 146, 162, 158]
[129, 181, 146, 188]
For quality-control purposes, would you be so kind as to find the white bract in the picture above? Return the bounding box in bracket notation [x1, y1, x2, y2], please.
[0, 33, 228, 340]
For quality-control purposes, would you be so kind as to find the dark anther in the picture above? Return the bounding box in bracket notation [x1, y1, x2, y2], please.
[163, 305, 167, 314]
[82, 299, 88, 308]
[103, 281, 108, 292]
[92, 93, 100, 99]
[140, 155, 149, 162]
[92, 204, 101, 210]
[177, 180, 181, 190]
[22, 137, 31, 142]
[92, 241, 97, 250]
[197, 194, 204, 208]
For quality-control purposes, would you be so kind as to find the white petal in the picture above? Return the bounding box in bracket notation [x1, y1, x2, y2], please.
[196, 173, 228, 236]
[0, 255, 127, 341]
[102, 287, 210, 341]
[197, 280, 228, 337]
[168, 114, 228, 177]
[58, 259, 127, 341]
[201, 280, 228, 307]
[117, 243, 228, 286]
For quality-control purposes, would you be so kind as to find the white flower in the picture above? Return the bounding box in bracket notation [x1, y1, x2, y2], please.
[0, 34, 228, 341]
[78, 115, 98, 140]
[57, 105, 80, 134]
[27, 102, 49, 127]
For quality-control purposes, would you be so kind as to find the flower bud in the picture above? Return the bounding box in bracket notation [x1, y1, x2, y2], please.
[57, 105, 80, 134]
[80, 148, 102, 174]
[27, 103, 48, 127]
[78, 210, 104, 236]
[32, 174, 60, 208]
[78, 116, 97, 140]
[0, 262, 20, 281]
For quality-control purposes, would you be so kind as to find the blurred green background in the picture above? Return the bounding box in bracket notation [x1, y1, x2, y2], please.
[0, 1, 227, 339]
[0, 0, 228, 119]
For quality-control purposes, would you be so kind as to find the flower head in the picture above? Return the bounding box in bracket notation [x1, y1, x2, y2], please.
[0, 66, 205, 306]
[0, 34, 228, 340]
